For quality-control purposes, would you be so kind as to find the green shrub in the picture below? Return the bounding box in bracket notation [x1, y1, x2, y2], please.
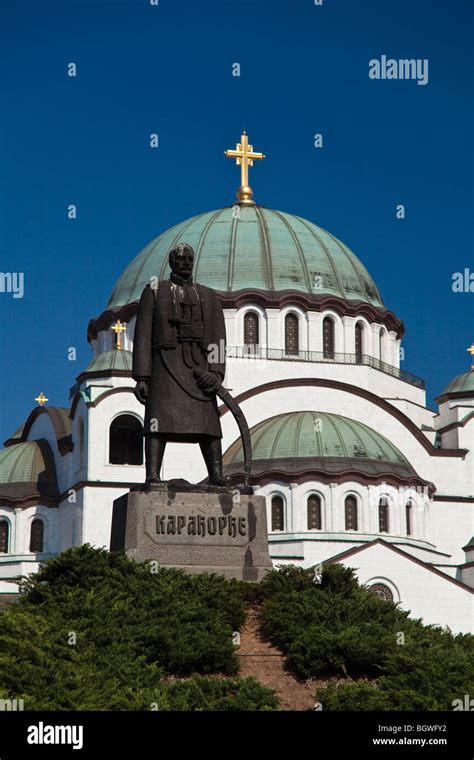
[150, 675, 278, 711]
[259, 564, 474, 710]
[0, 545, 267, 710]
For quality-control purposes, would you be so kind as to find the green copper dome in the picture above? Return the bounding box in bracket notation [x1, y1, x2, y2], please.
[224, 411, 422, 484]
[0, 442, 49, 484]
[83, 350, 133, 375]
[0, 440, 59, 504]
[107, 206, 384, 309]
[439, 370, 474, 397]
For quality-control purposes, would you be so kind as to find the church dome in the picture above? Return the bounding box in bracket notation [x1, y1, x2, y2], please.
[0, 440, 59, 506]
[107, 206, 384, 310]
[82, 350, 132, 376]
[224, 411, 428, 487]
[438, 370, 474, 399]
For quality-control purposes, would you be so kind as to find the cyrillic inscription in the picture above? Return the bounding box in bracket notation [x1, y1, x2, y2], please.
[156, 514, 247, 538]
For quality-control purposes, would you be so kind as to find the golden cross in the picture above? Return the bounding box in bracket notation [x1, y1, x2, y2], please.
[224, 131, 265, 204]
[112, 320, 127, 350]
[467, 343, 474, 369]
[35, 392, 48, 406]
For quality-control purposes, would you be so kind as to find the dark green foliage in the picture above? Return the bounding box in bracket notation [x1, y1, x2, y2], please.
[150, 675, 279, 711]
[317, 682, 394, 711]
[259, 564, 474, 710]
[0, 546, 277, 711]
[3, 549, 472, 711]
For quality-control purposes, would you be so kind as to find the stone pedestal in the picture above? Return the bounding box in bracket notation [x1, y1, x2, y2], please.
[110, 488, 273, 582]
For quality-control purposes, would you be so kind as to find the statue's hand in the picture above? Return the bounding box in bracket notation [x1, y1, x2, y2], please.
[195, 370, 221, 393]
[134, 379, 149, 405]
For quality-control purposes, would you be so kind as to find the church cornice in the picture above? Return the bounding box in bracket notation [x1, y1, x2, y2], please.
[0, 493, 59, 510]
[74, 369, 132, 386]
[87, 290, 405, 342]
[226, 466, 434, 495]
[435, 390, 474, 404]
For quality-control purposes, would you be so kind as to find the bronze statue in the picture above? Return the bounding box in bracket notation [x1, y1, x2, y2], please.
[133, 243, 230, 487]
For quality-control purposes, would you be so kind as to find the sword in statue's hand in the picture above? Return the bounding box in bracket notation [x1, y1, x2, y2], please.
[194, 367, 252, 492]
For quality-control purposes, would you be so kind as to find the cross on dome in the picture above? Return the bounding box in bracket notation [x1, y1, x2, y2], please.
[467, 343, 474, 369]
[112, 320, 127, 350]
[224, 131, 265, 204]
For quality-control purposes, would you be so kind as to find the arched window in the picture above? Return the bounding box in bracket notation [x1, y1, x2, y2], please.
[271, 496, 284, 531]
[355, 322, 364, 364]
[369, 583, 394, 603]
[406, 501, 413, 536]
[345, 496, 358, 531]
[285, 313, 299, 355]
[109, 415, 144, 465]
[323, 317, 335, 359]
[243, 311, 259, 351]
[378, 497, 389, 533]
[29, 518, 44, 553]
[0, 520, 9, 553]
[307, 494, 322, 530]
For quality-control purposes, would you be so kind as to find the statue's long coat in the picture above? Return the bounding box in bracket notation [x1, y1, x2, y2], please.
[132, 280, 226, 440]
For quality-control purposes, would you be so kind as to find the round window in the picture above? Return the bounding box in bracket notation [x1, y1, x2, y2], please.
[370, 583, 394, 603]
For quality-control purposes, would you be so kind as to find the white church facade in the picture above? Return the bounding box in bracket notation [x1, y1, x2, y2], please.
[0, 138, 473, 633]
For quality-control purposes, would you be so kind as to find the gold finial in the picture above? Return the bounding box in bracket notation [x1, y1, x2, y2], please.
[112, 320, 127, 350]
[35, 392, 48, 406]
[224, 130, 265, 204]
[467, 343, 474, 369]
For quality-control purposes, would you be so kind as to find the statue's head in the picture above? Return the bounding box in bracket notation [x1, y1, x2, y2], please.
[169, 243, 194, 280]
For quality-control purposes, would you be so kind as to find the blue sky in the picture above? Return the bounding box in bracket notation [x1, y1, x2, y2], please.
[0, 0, 473, 441]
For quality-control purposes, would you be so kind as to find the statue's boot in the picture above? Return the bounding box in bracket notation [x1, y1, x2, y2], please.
[145, 435, 166, 484]
[200, 437, 231, 487]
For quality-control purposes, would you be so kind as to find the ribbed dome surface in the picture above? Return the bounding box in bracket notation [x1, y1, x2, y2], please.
[107, 206, 383, 309]
[84, 350, 133, 374]
[0, 441, 49, 484]
[0, 440, 58, 504]
[440, 370, 474, 396]
[225, 411, 409, 466]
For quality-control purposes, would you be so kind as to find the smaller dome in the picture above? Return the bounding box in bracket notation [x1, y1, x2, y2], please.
[224, 411, 427, 487]
[0, 440, 58, 506]
[82, 350, 133, 376]
[439, 370, 474, 398]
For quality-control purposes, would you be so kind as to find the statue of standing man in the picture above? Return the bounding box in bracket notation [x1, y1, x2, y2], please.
[132, 243, 230, 487]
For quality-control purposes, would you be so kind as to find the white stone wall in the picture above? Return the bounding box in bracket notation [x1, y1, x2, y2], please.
[81, 485, 130, 549]
[57, 490, 84, 552]
[223, 356, 425, 407]
[332, 542, 474, 634]
[23, 414, 70, 494]
[0, 504, 58, 591]
[0, 504, 56, 557]
[87, 391, 145, 484]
